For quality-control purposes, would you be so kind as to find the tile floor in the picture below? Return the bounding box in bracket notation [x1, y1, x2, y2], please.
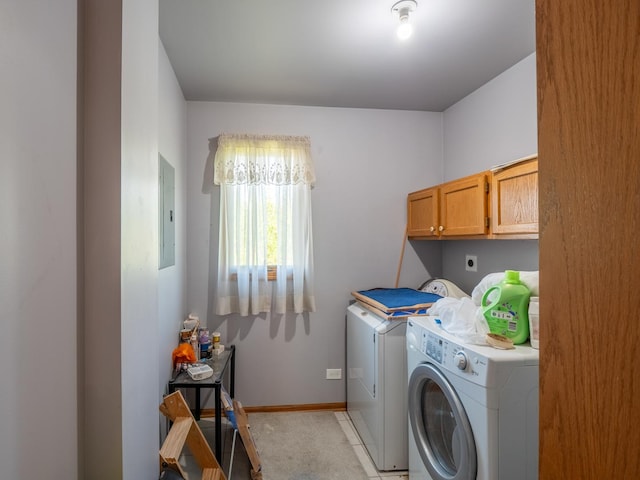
[334, 411, 409, 480]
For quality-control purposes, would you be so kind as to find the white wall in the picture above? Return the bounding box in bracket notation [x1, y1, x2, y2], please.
[120, 1, 160, 478]
[158, 40, 188, 401]
[443, 52, 538, 180]
[441, 53, 539, 293]
[82, 0, 161, 478]
[0, 1, 78, 477]
[186, 102, 444, 406]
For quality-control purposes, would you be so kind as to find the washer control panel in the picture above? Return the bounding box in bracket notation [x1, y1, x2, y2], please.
[410, 317, 539, 389]
[421, 330, 445, 364]
[421, 330, 489, 383]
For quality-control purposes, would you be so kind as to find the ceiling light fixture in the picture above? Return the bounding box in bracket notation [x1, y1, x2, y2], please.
[391, 0, 417, 41]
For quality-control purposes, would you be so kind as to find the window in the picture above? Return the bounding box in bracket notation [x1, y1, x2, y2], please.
[211, 134, 316, 316]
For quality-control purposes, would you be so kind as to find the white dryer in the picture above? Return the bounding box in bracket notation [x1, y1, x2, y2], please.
[406, 316, 539, 480]
[347, 303, 408, 471]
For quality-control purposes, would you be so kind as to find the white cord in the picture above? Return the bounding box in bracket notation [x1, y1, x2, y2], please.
[227, 429, 238, 480]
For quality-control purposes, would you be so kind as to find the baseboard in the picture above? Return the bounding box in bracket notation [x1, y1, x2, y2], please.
[200, 402, 346, 417]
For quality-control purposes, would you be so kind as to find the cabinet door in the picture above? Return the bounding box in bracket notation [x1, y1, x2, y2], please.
[491, 159, 538, 235]
[407, 187, 439, 238]
[439, 174, 488, 236]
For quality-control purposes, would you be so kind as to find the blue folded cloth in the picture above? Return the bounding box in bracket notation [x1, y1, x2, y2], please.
[355, 288, 442, 310]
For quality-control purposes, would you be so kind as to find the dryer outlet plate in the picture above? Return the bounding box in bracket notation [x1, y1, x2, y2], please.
[465, 254, 478, 272]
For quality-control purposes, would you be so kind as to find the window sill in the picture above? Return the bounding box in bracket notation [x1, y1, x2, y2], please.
[229, 266, 286, 282]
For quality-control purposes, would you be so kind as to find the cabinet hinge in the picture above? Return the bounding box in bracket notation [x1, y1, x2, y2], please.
[485, 217, 490, 228]
[485, 181, 490, 193]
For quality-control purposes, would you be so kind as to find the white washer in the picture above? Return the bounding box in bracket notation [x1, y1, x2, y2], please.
[347, 303, 408, 471]
[406, 316, 539, 480]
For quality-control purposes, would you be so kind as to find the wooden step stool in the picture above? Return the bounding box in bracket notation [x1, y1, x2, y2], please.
[232, 399, 263, 480]
[159, 390, 227, 480]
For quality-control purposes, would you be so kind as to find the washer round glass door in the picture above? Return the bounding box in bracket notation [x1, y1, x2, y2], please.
[408, 363, 477, 480]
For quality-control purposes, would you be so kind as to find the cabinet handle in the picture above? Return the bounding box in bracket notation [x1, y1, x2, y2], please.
[429, 226, 435, 232]
[439, 225, 444, 232]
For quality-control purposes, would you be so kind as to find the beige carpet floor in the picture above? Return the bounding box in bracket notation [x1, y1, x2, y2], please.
[247, 410, 371, 480]
[180, 410, 370, 479]
[180, 410, 409, 480]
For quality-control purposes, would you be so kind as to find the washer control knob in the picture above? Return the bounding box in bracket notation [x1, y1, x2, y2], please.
[455, 351, 468, 370]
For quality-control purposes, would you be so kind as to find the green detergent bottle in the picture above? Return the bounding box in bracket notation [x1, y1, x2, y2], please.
[481, 270, 531, 344]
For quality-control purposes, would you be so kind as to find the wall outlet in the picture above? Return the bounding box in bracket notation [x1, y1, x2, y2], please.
[326, 368, 342, 380]
[465, 254, 478, 272]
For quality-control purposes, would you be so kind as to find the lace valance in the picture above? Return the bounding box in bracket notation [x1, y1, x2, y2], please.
[212, 134, 316, 186]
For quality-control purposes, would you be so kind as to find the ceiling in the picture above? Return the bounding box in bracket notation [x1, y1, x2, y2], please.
[159, 0, 535, 112]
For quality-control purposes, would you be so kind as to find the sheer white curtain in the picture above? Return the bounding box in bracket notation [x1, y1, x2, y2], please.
[211, 134, 316, 316]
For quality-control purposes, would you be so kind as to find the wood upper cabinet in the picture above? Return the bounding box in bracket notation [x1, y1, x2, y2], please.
[407, 173, 489, 238]
[407, 187, 439, 237]
[490, 158, 538, 236]
[407, 156, 538, 240]
[439, 173, 489, 237]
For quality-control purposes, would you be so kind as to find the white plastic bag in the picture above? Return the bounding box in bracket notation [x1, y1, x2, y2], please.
[427, 297, 489, 345]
